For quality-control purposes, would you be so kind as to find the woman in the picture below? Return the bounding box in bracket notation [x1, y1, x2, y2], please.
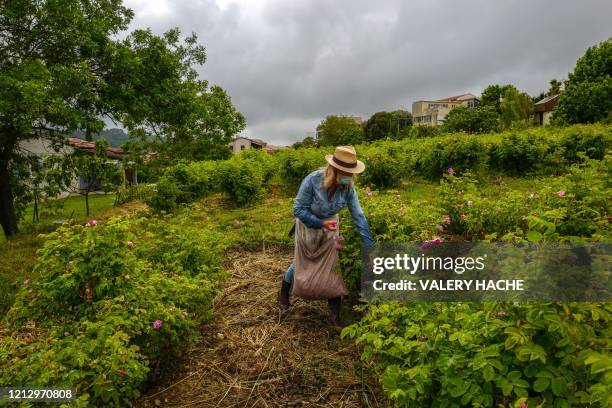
[278, 145, 374, 328]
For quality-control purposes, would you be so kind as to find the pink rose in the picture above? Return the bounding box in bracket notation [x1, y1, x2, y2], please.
[153, 320, 162, 329]
[447, 167, 454, 175]
[556, 190, 565, 197]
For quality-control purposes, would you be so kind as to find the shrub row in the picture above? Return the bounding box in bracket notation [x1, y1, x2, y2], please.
[0, 215, 226, 406]
[146, 125, 609, 211]
[148, 149, 275, 212]
[273, 124, 611, 188]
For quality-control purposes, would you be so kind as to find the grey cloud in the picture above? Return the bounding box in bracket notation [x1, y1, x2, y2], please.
[124, 0, 612, 145]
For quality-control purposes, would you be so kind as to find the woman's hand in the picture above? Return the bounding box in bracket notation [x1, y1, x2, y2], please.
[323, 220, 338, 231]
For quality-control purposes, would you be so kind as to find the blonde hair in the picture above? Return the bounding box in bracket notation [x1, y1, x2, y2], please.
[321, 164, 356, 192]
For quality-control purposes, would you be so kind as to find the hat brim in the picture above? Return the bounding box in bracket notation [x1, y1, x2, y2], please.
[325, 154, 366, 174]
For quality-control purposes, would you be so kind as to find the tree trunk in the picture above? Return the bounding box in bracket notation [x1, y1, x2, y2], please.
[33, 192, 39, 223]
[0, 165, 18, 237]
[85, 191, 90, 216]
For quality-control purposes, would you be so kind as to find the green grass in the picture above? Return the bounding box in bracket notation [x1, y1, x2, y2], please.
[1, 193, 116, 243]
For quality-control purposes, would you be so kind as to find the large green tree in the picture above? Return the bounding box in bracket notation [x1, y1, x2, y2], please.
[0, 0, 244, 237]
[500, 86, 534, 128]
[316, 115, 364, 146]
[363, 110, 412, 142]
[552, 38, 612, 125]
[441, 105, 500, 133]
[480, 84, 514, 113]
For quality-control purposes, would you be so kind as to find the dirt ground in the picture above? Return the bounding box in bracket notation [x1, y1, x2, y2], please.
[136, 247, 386, 408]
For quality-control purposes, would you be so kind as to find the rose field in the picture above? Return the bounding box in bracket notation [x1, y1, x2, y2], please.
[1, 124, 611, 407]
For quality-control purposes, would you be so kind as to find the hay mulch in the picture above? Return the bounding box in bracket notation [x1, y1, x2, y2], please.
[136, 247, 386, 407]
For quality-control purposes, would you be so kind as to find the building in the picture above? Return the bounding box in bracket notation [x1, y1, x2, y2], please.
[534, 94, 559, 125]
[230, 136, 267, 153]
[18, 136, 137, 196]
[412, 93, 480, 126]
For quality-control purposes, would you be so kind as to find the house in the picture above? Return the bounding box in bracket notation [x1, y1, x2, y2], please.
[18, 136, 137, 196]
[412, 93, 480, 126]
[230, 136, 267, 153]
[534, 94, 559, 125]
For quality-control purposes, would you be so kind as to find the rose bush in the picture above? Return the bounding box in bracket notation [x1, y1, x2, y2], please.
[0, 216, 226, 406]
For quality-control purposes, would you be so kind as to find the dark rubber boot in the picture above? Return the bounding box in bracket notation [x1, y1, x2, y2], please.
[327, 297, 343, 330]
[278, 280, 291, 311]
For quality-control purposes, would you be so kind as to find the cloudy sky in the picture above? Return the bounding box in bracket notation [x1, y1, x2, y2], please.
[123, 0, 612, 145]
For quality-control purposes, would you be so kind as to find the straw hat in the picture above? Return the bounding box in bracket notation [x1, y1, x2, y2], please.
[325, 146, 365, 174]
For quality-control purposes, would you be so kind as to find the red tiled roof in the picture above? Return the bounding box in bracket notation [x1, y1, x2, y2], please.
[65, 137, 125, 160]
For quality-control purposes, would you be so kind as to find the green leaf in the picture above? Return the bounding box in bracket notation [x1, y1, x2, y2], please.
[533, 377, 550, 392]
[483, 365, 495, 382]
[526, 230, 543, 243]
[551, 377, 567, 396]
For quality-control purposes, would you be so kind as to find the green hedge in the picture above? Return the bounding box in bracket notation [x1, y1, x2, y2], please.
[147, 149, 276, 211]
[146, 124, 610, 209]
[272, 124, 611, 186]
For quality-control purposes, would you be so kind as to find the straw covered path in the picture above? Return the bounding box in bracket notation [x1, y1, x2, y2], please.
[136, 247, 385, 407]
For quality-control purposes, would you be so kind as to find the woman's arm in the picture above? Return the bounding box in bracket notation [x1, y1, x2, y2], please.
[346, 186, 374, 249]
[293, 173, 324, 228]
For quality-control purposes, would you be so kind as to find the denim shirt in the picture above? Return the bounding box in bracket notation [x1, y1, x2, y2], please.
[293, 169, 374, 249]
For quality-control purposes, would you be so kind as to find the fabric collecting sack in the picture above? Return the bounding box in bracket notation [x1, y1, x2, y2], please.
[291, 216, 349, 300]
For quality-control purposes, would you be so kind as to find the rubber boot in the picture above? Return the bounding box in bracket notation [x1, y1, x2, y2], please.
[327, 297, 343, 330]
[278, 280, 291, 311]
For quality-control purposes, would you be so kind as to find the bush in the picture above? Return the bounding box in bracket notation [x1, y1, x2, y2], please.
[358, 145, 403, 188]
[115, 183, 156, 206]
[490, 131, 559, 175]
[0, 216, 224, 406]
[558, 126, 610, 162]
[406, 125, 441, 138]
[342, 302, 612, 407]
[277, 148, 327, 190]
[147, 161, 219, 212]
[418, 135, 489, 179]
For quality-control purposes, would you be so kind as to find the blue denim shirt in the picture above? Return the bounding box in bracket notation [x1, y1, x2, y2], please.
[293, 169, 374, 248]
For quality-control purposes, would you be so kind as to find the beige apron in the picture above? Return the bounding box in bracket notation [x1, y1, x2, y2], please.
[290, 216, 349, 300]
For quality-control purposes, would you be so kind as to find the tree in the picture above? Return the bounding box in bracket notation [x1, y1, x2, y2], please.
[316, 115, 364, 146]
[552, 38, 612, 125]
[363, 110, 412, 142]
[500, 86, 534, 129]
[441, 105, 500, 133]
[548, 79, 562, 96]
[480, 84, 514, 113]
[0, 0, 244, 237]
[292, 136, 317, 149]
